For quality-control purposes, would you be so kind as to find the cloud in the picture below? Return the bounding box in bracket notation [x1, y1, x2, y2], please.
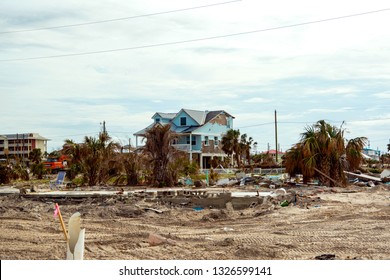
[373, 92, 390, 99]
[308, 107, 353, 113]
[1, 0, 390, 153]
[243, 97, 272, 103]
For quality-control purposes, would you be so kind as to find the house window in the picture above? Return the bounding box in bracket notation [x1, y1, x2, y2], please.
[186, 135, 196, 145]
[155, 118, 160, 123]
[192, 136, 196, 146]
[214, 136, 219, 145]
[180, 117, 187, 126]
[204, 136, 209, 146]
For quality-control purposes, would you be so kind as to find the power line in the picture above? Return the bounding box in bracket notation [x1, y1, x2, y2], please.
[237, 117, 390, 129]
[1, 7, 389, 63]
[0, 0, 241, 35]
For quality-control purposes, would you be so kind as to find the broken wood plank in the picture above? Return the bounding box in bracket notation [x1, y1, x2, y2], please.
[314, 168, 345, 188]
[344, 171, 382, 182]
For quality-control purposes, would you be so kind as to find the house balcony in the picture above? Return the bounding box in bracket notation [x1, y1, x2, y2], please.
[172, 144, 201, 152]
[172, 144, 191, 152]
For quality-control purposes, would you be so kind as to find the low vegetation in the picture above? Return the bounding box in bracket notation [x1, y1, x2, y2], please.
[1, 120, 387, 187]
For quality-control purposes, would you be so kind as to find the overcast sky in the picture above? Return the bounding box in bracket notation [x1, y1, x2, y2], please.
[1, 0, 389, 153]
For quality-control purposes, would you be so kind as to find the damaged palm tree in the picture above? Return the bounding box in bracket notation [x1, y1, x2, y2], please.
[142, 124, 181, 187]
[221, 129, 241, 168]
[63, 132, 121, 186]
[121, 152, 144, 185]
[284, 120, 367, 187]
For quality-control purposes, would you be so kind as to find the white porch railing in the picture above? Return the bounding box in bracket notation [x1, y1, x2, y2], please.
[172, 144, 191, 152]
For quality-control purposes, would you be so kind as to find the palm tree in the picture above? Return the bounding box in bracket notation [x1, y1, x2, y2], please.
[81, 136, 102, 186]
[239, 134, 257, 166]
[346, 137, 367, 171]
[284, 143, 307, 180]
[63, 132, 120, 186]
[62, 139, 83, 180]
[284, 120, 366, 187]
[221, 129, 241, 168]
[28, 148, 42, 164]
[121, 152, 143, 185]
[142, 124, 180, 187]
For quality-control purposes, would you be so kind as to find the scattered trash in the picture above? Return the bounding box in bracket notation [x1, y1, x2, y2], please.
[249, 202, 257, 208]
[185, 178, 193, 186]
[223, 227, 234, 232]
[350, 178, 359, 184]
[367, 181, 375, 188]
[280, 200, 289, 207]
[144, 207, 163, 214]
[216, 178, 230, 186]
[272, 188, 287, 196]
[344, 171, 382, 182]
[315, 254, 336, 260]
[193, 206, 204, 211]
[380, 169, 390, 180]
[240, 177, 256, 186]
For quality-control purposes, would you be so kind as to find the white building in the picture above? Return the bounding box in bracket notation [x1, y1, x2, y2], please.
[0, 133, 49, 159]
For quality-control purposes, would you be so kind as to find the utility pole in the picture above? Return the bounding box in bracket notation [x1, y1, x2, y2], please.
[274, 110, 278, 163]
[16, 133, 19, 161]
[103, 121, 106, 134]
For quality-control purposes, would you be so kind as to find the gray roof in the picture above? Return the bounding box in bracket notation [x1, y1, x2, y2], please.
[154, 112, 177, 120]
[135, 109, 234, 137]
[181, 109, 206, 125]
[133, 123, 155, 136]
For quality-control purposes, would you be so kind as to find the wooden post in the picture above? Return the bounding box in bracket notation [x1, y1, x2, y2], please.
[55, 203, 69, 241]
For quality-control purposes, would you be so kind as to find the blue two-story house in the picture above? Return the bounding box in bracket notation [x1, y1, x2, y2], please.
[134, 109, 234, 169]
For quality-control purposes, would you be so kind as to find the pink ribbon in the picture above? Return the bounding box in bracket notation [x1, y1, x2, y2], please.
[53, 203, 59, 217]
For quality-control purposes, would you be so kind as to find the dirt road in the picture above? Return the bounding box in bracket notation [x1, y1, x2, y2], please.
[1, 185, 390, 260]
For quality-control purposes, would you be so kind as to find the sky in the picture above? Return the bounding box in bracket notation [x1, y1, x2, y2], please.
[1, 0, 389, 154]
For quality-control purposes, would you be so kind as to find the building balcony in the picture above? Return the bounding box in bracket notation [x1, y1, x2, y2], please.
[172, 144, 191, 152]
[172, 144, 201, 152]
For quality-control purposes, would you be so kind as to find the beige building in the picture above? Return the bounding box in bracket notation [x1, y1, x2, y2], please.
[0, 133, 49, 159]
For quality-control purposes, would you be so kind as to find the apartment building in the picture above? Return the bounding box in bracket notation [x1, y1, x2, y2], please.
[0, 133, 49, 159]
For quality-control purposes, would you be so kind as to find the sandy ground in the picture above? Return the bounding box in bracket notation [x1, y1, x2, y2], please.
[1, 184, 390, 260]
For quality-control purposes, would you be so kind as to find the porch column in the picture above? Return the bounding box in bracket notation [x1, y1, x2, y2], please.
[189, 133, 193, 162]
